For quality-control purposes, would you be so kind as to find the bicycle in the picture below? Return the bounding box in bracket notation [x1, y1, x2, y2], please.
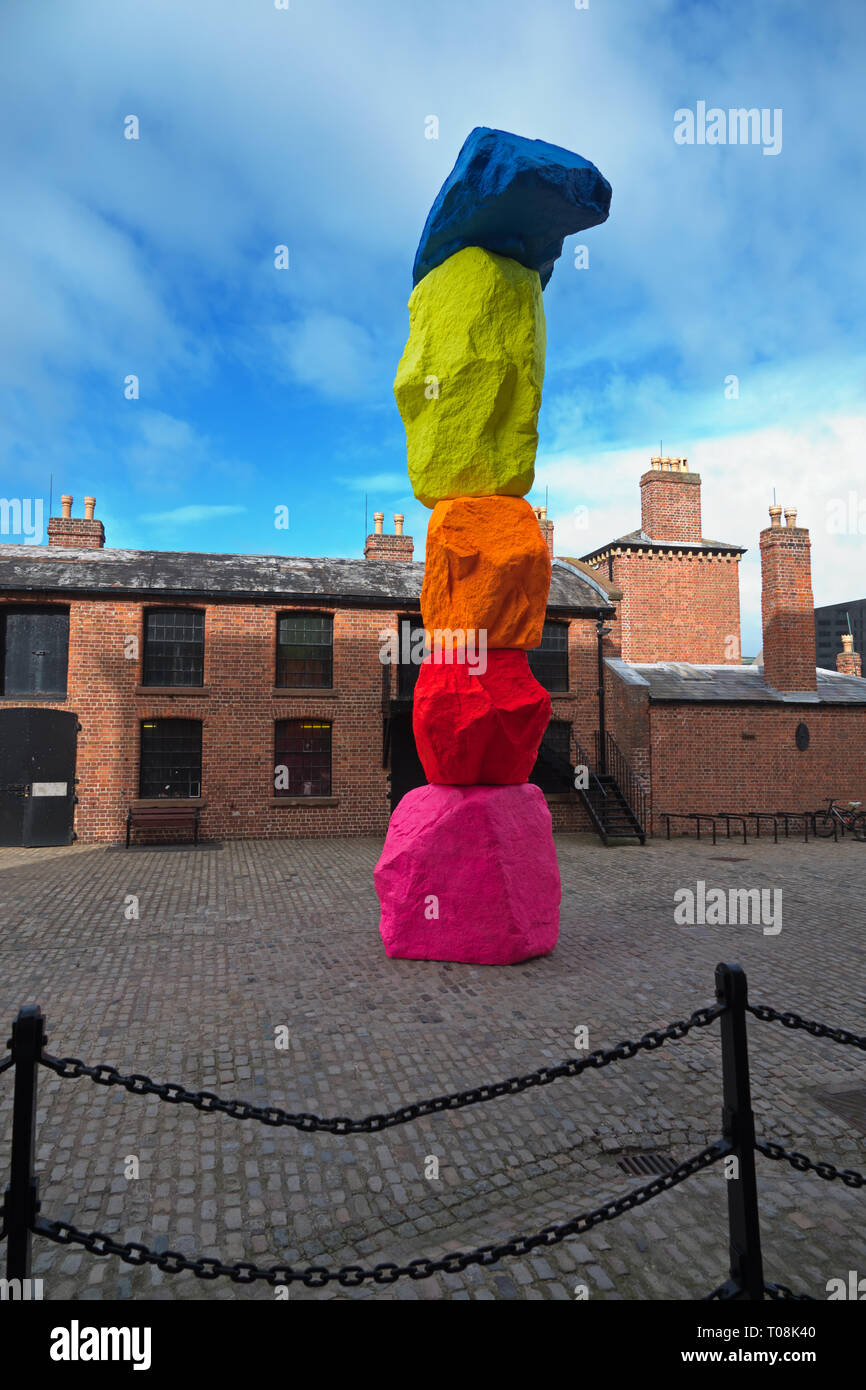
[813, 797, 866, 841]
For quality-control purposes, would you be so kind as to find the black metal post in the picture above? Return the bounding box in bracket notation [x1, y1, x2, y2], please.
[715, 964, 764, 1300]
[4, 1005, 45, 1280]
[595, 615, 607, 776]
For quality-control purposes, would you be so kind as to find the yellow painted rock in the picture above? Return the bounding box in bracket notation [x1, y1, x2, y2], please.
[394, 247, 546, 509]
[421, 496, 551, 649]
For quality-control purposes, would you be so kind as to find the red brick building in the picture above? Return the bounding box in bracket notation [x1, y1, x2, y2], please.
[0, 498, 612, 845]
[579, 457, 744, 665]
[1, 465, 864, 848]
[580, 476, 866, 834]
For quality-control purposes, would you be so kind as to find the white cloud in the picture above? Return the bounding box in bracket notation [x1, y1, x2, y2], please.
[537, 412, 866, 655]
[139, 503, 246, 524]
[269, 314, 380, 401]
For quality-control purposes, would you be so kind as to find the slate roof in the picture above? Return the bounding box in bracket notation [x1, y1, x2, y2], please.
[0, 545, 614, 616]
[607, 658, 866, 705]
[581, 528, 745, 561]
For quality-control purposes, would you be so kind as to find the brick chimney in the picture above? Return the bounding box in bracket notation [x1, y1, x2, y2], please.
[47, 495, 105, 549]
[531, 505, 554, 558]
[836, 632, 862, 678]
[364, 511, 414, 561]
[640, 456, 702, 542]
[759, 504, 817, 692]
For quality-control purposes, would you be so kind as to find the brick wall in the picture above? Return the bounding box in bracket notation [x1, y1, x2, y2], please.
[837, 640, 862, 678]
[760, 513, 817, 691]
[543, 616, 600, 832]
[2, 592, 605, 843]
[363, 533, 414, 562]
[46, 518, 105, 550]
[2, 594, 396, 843]
[604, 663, 651, 794]
[648, 703, 866, 832]
[605, 549, 742, 664]
[640, 464, 702, 542]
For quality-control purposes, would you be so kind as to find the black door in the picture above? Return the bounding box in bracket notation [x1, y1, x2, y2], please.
[388, 711, 427, 812]
[0, 709, 78, 846]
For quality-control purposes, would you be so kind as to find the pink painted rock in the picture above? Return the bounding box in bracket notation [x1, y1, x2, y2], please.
[375, 783, 560, 964]
[413, 650, 551, 785]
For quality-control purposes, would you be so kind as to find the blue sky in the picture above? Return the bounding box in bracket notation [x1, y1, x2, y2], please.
[1, 0, 864, 654]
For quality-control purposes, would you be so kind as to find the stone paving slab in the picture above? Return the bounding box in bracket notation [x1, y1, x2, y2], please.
[0, 832, 863, 1301]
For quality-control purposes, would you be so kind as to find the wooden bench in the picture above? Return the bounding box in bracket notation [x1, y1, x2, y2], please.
[126, 805, 200, 847]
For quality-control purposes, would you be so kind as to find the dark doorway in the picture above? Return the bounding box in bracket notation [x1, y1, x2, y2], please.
[0, 708, 78, 846]
[388, 711, 427, 812]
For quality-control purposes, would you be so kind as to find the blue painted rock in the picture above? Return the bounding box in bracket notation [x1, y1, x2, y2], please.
[412, 127, 611, 290]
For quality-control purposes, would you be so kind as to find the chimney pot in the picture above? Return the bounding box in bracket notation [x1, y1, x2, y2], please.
[639, 455, 702, 541]
[836, 632, 862, 677]
[373, 512, 384, 535]
[61, 495, 73, 519]
[84, 496, 96, 520]
[394, 513, 404, 535]
[784, 507, 798, 528]
[768, 504, 782, 528]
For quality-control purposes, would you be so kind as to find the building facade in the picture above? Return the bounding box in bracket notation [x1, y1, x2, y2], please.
[814, 597, 866, 674]
[2, 467, 864, 847]
[0, 499, 612, 845]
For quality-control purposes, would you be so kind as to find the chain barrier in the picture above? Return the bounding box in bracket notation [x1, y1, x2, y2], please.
[34, 1005, 724, 1135]
[33, 1140, 728, 1286]
[755, 1141, 865, 1189]
[746, 1004, 866, 1051]
[3, 982, 864, 1298]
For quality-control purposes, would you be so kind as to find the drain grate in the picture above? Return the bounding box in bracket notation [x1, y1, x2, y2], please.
[812, 1089, 866, 1134]
[615, 1152, 678, 1177]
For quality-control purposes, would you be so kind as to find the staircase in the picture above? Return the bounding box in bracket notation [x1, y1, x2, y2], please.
[574, 735, 647, 846]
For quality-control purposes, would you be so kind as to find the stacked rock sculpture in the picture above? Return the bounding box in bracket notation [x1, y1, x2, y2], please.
[375, 128, 611, 965]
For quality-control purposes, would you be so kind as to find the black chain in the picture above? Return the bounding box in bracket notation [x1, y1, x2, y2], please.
[764, 1282, 816, 1301]
[747, 1004, 866, 1051]
[33, 1141, 728, 1285]
[36, 1005, 724, 1135]
[756, 1140, 865, 1188]
[703, 1281, 738, 1300]
[0, 1052, 13, 1074]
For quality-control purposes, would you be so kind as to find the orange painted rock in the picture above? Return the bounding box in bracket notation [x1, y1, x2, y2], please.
[413, 651, 551, 785]
[421, 496, 551, 649]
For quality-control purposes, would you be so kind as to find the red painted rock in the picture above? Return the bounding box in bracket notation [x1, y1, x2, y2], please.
[374, 783, 560, 964]
[413, 650, 551, 784]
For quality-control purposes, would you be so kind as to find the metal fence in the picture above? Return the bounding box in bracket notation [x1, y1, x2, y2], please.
[1, 963, 863, 1297]
[660, 809, 859, 845]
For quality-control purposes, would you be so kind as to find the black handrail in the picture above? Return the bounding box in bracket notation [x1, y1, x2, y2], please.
[573, 737, 608, 802]
[594, 729, 647, 831]
[572, 737, 610, 844]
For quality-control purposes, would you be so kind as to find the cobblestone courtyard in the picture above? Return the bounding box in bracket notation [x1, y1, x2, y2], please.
[0, 832, 863, 1301]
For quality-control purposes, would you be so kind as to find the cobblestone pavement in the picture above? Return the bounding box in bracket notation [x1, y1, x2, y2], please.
[0, 832, 863, 1301]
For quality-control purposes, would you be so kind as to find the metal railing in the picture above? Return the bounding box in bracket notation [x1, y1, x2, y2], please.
[660, 808, 862, 845]
[593, 729, 647, 833]
[1, 965, 863, 1297]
